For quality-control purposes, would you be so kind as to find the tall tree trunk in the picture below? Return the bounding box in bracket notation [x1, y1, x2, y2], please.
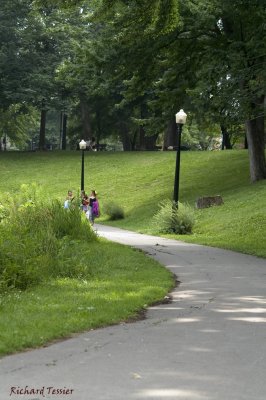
[1, 134, 7, 151]
[245, 106, 266, 182]
[61, 113, 67, 150]
[139, 126, 146, 150]
[221, 125, 232, 150]
[39, 109, 47, 151]
[121, 133, 131, 151]
[144, 133, 159, 150]
[59, 111, 63, 150]
[244, 134, 248, 149]
[164, 118, 177, 149]
[138, 127, 158, 150]
[80, 100, 92, 140]
[119, 123, 132, 151]
[96, 110, 101, 146]
[131, 131, 137, 151]
[3, 134, 7, 151]
[139, 103, 146, 150]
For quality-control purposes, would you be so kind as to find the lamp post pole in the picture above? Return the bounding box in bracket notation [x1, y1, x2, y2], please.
[79, 140, 87, 192]
[173, 109, 187, 207]
[173, 123, 183, 205]
[81, 148, 85, 191]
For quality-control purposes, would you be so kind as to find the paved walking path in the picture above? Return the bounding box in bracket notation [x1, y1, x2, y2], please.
[1, 224, 266, 400]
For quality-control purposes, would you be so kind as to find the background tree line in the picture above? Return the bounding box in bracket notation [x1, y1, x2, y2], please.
[0, 0, 265, 181]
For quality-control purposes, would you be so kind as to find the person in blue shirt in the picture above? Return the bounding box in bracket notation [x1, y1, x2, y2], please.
[64, 190, 74, 209]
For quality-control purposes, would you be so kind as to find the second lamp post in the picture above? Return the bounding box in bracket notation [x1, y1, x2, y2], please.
[79, 139, 87, 192]
[173, 109, 187, 206]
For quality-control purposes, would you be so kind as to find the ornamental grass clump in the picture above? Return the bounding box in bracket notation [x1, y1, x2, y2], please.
[152, 199, 195, 234]
[103, 201, 125, 220]
[50, 200, 96, 242]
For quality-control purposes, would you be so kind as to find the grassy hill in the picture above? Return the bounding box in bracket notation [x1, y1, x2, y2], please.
[0, 150, 265, 257]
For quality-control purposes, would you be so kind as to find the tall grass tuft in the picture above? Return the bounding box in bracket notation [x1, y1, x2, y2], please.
[50, 200, 96, 241]
[0, 184, 97, 291]
[152, 200, 195, 234]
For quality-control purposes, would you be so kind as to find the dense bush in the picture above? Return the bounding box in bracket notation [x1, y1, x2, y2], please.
[152, 200, 195, 234]
[103, 201, 125, 220]
[0, 185, 97, 291]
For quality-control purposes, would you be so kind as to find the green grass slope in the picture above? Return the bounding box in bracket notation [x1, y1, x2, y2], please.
[0, 150, 265, 257]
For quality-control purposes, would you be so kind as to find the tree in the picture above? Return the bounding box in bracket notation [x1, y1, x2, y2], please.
[184, 0, 266, 180]
[3, 0, 264, 176]
[0, 105, 39, 149]
[0, 0, 77, 149]
[89, 0, 266, 179]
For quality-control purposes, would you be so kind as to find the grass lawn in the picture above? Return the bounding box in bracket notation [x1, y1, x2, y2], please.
[1, 150, 264, 257]
[0, 150, 265, 355]
[0, 240, 173, 356]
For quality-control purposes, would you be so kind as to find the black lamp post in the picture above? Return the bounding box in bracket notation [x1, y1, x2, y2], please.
[173, 109, 187, 206]
[79, 139, 87, 191]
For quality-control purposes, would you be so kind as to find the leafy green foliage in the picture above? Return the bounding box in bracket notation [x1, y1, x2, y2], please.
[1, 0, 265, 179]
[152, 199, 195, 234]
[0, 105, 39, 148]
[0, 184, 96, 291]
[103, 201, 125, 220]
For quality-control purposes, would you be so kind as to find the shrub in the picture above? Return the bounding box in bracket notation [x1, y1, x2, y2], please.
[103, 201, 125, 220]
[152, 200, 195, 234]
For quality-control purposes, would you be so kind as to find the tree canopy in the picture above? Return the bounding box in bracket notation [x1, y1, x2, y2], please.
[0, 0, 265, 180]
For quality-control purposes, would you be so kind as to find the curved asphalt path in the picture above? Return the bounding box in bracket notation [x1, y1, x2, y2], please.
[1, 224, 266, 400]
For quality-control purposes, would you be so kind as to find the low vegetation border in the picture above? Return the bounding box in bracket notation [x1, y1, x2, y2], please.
[0, 239, 174, 356]
[0, 185, 174, 357]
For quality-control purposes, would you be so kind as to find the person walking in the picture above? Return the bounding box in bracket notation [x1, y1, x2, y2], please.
[86, 190, 99, 225]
